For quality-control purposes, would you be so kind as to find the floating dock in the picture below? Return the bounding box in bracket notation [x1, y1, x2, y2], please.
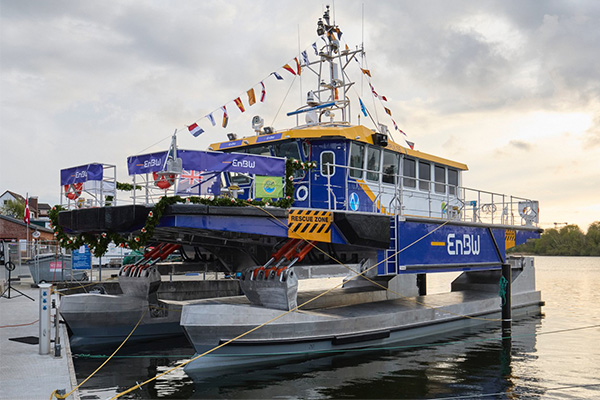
[0, 282, 79, 400]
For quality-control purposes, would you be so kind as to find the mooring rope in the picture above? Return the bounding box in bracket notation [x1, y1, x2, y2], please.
[50, 309, 147, 400]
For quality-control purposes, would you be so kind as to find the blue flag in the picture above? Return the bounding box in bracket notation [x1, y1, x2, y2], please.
[359, 97, 367, 117]
[206, 113, 216, 126]
[301, 50, 309, 66]
[272, 71, 283, 80]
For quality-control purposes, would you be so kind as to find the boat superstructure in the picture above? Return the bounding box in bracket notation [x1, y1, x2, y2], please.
[55, 6, 542, 368]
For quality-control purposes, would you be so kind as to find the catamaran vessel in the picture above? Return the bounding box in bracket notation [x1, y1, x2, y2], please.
[56, 6, 542, 370]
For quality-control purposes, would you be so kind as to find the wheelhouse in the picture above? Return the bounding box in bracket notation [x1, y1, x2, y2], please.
[209, 125, 468, 220]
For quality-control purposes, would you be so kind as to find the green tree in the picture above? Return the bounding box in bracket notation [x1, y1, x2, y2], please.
[0, 199, 25, 219]
[585, 222, 600, 256]
[556, 225, 585, 255]
[509, 221, 600, 256]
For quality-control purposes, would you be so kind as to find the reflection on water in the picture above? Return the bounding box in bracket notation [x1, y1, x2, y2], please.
[74, 257, 600, 399]
[187, 320, 536, 399]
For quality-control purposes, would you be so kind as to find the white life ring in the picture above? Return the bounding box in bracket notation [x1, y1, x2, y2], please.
[296, 185, 309, 201]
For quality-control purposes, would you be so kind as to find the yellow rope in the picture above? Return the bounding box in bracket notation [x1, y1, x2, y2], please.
[54, 275, 119, 297]
[50, 309, 148, 399]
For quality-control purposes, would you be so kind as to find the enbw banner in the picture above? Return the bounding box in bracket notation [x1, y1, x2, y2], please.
[60, 163, 104, 185]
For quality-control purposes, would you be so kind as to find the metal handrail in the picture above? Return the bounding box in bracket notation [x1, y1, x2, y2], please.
[320, 162, 539, 227]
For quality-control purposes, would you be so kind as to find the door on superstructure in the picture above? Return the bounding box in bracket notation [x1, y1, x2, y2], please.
[310, 140, 346, 210]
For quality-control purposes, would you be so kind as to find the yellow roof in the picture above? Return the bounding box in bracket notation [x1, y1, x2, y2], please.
[208, 125, 468, 171]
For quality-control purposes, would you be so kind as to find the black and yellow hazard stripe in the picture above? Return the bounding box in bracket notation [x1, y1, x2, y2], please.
[288, 210, 332, 242]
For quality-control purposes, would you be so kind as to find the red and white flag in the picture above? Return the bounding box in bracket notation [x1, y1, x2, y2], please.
[369, 83, 388, 101]
[260, 81, 266, 102]
[24, 195, 30, 224]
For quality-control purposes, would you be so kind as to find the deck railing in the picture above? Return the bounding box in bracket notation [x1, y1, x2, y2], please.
[97, 159, 539, 228]
[317, 162, 539, 227]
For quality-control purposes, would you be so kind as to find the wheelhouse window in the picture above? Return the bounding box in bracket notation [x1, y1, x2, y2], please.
[434, 165, 446, 194]
[403, 157, 416, 188]
[382, 150, 398, 184]
[273, 141, 300, 159]
[418, 161, 431, 191]
[321, 151, 335, 176]
[302, 141, 310, 159]
[366, 146, 381, 182]
[274, 141, 303, 178]
[245, 145, 271, 156]
[448, 168, 458, 195]
[349, 142, 365, 179]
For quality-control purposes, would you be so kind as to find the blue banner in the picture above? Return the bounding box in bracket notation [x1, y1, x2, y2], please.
[180, 151, 286, 177]
[218, 140, 243, 149]
[127, 151, 169, 175]
[394, 222, 504, 269]
[127, 150, 286, 177]
[256, 132, 282, 143]
[60, 163, 104, 185]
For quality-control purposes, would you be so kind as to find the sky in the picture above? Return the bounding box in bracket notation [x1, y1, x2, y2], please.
[1, 0, 599, 232]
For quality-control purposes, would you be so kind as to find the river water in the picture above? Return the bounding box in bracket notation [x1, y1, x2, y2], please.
[74, 256, 600, 399]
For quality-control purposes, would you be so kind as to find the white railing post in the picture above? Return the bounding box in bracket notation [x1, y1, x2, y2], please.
[326, 163, 331, 210]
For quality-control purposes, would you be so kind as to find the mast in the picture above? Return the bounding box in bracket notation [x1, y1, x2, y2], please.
[289, 5, 364, 127]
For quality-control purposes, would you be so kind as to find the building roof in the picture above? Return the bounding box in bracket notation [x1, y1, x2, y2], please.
[0, 190, 25, 203]
[0, 214, 54, 233]
[38, 203, 51, 210]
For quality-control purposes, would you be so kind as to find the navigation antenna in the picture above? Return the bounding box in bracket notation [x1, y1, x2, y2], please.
[287, 5, 364, 127]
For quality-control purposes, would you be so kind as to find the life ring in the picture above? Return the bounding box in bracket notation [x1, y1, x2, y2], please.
[153, 171, 176, 189]
[64, 183, 83, 200]
[296, 185, 309, 201]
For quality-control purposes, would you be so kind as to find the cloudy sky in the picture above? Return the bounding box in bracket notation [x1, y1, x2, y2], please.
[1, 0, 599, 231]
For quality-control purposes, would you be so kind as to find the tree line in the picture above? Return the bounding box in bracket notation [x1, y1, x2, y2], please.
[510, 222, 600, 256]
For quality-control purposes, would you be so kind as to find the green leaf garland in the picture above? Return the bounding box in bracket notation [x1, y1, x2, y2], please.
[49, 158, 316, 257]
